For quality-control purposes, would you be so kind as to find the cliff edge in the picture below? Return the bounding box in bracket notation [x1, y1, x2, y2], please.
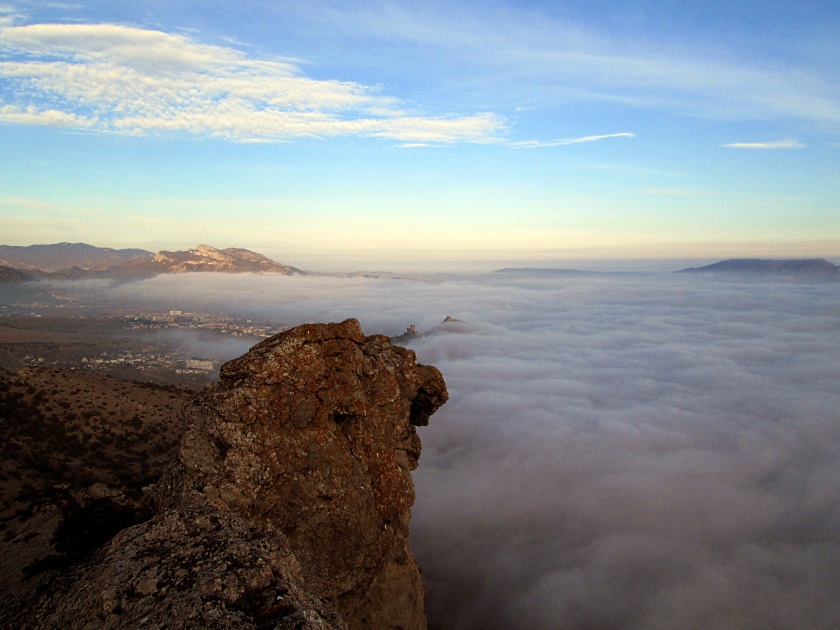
[20, 319, 447, 629]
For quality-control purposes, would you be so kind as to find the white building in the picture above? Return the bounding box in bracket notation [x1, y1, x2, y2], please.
[185, 358, 214, 371]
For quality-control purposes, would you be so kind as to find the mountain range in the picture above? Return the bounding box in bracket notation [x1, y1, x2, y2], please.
[4, 245, 839, 283]
[0, 243, 303, 282]
[678, 258, 840, 279]
[0, 242, 151, 272]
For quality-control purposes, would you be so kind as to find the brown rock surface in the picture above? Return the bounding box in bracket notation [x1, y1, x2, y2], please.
[12, 319, 447, 628]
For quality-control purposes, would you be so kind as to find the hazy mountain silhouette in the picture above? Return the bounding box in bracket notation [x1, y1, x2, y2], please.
[679, 258, 840, 279]
[0, 243, 151, 272]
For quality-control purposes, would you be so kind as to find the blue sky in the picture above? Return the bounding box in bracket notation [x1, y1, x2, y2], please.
[1, 0, 838, 271]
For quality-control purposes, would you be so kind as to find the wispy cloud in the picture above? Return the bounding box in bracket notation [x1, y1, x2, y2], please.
[0, 22, 505, 143]
[509, 132, 635, 148]
[722, 139, 806, 149]
[0, 7, 18, 28]
[282, 1, 840, 127]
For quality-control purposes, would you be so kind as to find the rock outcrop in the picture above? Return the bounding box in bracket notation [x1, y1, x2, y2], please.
[19, 319, 447, 629]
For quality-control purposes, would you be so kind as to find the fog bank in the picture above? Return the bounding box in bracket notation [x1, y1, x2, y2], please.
[57, 272, 840, 628]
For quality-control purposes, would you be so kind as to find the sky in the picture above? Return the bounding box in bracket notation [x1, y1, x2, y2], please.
[37, 269, 840, 629]
[1, 0, 839, 271]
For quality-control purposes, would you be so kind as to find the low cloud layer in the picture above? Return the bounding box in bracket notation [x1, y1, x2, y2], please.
[48, 271, 840, 628]
[406, 275, 840, 629]
[152, 328, 254, 364]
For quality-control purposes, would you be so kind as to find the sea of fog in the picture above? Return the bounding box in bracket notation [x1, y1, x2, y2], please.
[55, 271, 840, 629]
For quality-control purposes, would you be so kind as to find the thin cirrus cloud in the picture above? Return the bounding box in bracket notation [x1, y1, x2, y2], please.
[722, 139, 806, 149]
[0, 22, 505, 143]
[286, 0, 840, 126]
[509, 132, 636, 148]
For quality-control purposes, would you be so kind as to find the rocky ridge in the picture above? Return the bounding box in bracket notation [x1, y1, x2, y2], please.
[145, 245, 303, 275]
[0, 243, 151, 273]
[0, 243, 304, 282]
[11, 319, 447, 628]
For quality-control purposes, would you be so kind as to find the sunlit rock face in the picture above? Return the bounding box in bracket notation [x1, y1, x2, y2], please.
[149, 244, 304, 274]
[26, 319, 447, 629]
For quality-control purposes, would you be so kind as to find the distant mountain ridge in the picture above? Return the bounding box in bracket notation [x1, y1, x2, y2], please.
[494, 267, 618, 276]
[0, 266, 34, 284]
[0, 242, 151, 272]
[0, 243, 303, 282]
[678, 258, 840, 279]
[133, 244, 303, 275]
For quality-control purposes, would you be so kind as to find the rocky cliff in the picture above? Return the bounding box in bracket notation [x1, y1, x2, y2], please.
[15, 319, 447, 629]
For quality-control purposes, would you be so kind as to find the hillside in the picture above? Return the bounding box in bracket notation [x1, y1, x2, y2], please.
[0, 367, 189, 505]
[0, 367, 190, 625]
[0, 265, 36, 283]
[0, 243, 151, 273]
